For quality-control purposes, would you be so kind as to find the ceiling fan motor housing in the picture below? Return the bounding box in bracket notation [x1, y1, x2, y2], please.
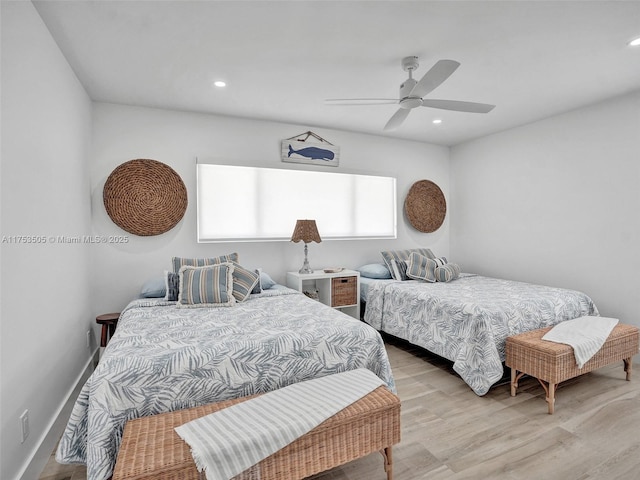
[399, 78, 422, 109]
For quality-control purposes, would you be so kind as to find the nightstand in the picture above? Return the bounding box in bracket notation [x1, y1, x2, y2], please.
[96, 312, 120, 347]
[286, 269, 360, 319]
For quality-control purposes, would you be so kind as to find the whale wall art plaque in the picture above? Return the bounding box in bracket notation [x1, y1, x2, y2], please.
[281, 131, 340, 167]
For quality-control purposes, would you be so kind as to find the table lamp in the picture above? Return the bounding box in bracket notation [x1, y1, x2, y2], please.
[291, 219, 322, 274]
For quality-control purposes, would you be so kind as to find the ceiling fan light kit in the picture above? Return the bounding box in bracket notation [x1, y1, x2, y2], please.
[326, 56, 496, 131]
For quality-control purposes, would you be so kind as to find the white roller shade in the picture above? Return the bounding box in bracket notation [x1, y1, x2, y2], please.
[197, 164, 396, 242]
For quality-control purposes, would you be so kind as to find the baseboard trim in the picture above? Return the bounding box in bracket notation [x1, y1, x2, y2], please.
[18, 348, 99, 480]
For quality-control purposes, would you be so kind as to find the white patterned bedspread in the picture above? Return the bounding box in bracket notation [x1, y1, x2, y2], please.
[56, 287, 395, 480]
[363, 274, 598, 396]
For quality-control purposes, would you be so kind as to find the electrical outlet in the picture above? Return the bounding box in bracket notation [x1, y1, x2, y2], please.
[86, 330, 91, 349]
[20, 410, 29, 443]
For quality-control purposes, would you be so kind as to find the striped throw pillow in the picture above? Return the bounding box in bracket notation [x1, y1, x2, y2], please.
[177, 264, 235, 307]
[172, 253, 239, 274]
[434, 263, 461, 282]
[406, 252, 438, 283]
[390, 259, 407, 282]
[251, 269, 262, 295]
[380, 248, 435, 280]
[435, 256, 448, 267]
[231, 262, 260, 302]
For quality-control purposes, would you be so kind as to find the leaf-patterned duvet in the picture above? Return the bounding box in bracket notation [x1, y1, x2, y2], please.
[56, 287, 395, 480]
[363, 274, 598, 396]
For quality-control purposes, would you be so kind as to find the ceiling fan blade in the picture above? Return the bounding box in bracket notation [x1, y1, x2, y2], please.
[422, 99, 495, 113]
[384, 108, 411, 131]
[410, 59, 460, 99]
[325, 98, 398, 106]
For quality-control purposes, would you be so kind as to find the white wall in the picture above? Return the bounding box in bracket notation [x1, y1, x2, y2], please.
[0, 3, 93, 479]
[450, 91, 640, 327]
[91, 103, 450, 313]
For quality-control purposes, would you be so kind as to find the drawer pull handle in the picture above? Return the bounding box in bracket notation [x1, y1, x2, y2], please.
[340, 278, 348, 283]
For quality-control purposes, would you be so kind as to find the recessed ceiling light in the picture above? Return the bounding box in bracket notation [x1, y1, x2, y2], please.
[213, 80, 226, 88]
[432, 119, 442, 124]
[629, 36, 640, 47]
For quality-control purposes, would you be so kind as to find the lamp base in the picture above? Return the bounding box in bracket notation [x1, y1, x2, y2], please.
[298, 243, 313, 274]
[298, 265, 313, 274]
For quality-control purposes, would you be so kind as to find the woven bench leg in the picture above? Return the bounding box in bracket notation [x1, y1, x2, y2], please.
[380, 446, 393, 480]
[535, 378, 556, 415]
[547, 382, 556, 415]
[624, 357, 633, 381]
[510, 369, 525, 397]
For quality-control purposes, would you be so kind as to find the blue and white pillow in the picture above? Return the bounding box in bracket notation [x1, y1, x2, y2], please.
[435, 257, 448, 267]
[231, 262, 260, 302]
[249, 269, 277, 294]
[390, 259, 409, 282]
[177, 264, 235, 308]
[164, 271, 180, 301]
[406, 253, 437, 283]
[251, 269, 263, 294]
[140, 276, 166, 298]
[406, 253, 449, 282]
[259, 270, 277, 290]
[435, 263, 461, 282]
[357, 263, 392, 279]
[171, 253, 239, 274]
[380, 248, 435, 280]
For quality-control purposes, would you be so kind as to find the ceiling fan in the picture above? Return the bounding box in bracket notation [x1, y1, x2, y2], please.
[325, 56, 495, 131]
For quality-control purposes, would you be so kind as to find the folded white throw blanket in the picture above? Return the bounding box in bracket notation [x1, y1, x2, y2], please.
[542, 316, 619, 368]
[174, 369, 385, 480]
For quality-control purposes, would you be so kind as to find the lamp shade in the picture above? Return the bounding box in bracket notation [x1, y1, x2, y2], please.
[290, 219, 322, 243]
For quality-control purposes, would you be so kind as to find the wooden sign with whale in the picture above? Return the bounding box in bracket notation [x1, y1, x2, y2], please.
[281, 131, 340, 167]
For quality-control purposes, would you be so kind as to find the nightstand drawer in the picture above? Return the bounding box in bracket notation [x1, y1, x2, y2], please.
[331, 276, 357, 307]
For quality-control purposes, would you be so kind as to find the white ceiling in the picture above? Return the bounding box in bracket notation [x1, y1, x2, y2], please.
[33, 1, 640, 146]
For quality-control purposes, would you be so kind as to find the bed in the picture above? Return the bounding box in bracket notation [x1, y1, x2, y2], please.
[361, 262, 598, 396]
[56, 284, 395, 480]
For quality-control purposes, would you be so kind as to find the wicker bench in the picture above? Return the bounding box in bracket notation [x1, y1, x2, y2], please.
[506, 323, 639, 414]
[113, 385, 401, 480]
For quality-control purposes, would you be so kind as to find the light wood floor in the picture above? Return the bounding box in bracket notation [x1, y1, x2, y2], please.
[41, 335, 640, 480]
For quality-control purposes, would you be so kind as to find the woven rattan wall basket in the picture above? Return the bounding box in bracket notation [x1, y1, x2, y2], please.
[103, 159, 188, 236]
[404, 180, 446, 233]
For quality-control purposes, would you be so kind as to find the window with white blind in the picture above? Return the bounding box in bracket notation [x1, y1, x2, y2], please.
[197, 164, 396, 242]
